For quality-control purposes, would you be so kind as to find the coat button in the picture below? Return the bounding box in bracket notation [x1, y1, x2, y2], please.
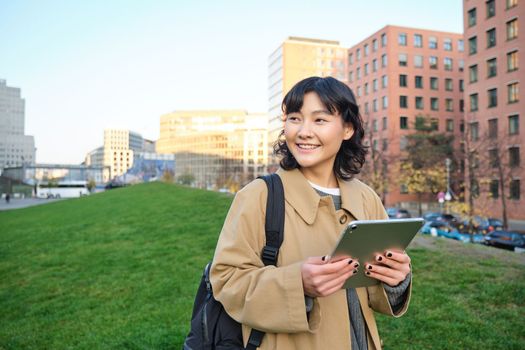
[339, 215, 348, 224]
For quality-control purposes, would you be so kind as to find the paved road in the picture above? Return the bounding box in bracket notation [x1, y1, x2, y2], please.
[0, 198, 64, 211]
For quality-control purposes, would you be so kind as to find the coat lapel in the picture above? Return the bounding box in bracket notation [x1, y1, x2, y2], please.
[276, 168, 320, 225]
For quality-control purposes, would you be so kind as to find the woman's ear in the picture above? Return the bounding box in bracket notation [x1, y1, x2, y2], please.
[343, 123, 355, 140]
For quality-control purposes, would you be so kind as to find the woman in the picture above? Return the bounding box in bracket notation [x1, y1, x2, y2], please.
[210, 76, 411, 349]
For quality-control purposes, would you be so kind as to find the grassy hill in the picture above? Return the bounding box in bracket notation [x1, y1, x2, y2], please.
[0, 182, 524, 349]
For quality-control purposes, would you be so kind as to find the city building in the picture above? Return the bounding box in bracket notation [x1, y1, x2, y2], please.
[463, 0, 524, 220]
[346, 26, 465, 210]
[0, 79, 36, 172]
[267, 37, 348, 167]
[157, 110, 268, 190]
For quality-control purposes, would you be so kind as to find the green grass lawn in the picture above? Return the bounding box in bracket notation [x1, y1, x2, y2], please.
[1, 182, 524, 349]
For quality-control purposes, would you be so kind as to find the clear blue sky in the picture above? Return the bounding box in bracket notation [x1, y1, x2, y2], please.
[0, 0, 463, 164]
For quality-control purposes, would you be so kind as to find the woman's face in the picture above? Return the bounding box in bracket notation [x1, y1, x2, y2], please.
[284, 92, 354, 181]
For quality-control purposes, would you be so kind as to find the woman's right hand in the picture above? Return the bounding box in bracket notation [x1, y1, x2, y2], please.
[301, 256, 359, 297]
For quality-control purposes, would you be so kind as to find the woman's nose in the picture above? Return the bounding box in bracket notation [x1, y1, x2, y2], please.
[298, 121, 314, 138]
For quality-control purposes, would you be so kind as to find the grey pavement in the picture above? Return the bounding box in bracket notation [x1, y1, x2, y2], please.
[0, 198, 64, 211]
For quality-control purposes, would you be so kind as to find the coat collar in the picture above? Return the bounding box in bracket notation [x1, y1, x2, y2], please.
[276, 168, 367, 224]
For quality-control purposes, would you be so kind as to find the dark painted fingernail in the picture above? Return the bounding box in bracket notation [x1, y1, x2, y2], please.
[348, 259, 353, 264]
[366, 271, 371, 275]
[322, 256, 326, 261]
[354, 263, 359, 268]
[367, 265, 373, 270]
[353, 269, 358, 274]
[386, 251, 393, 258]
[377, 256, 383, 261]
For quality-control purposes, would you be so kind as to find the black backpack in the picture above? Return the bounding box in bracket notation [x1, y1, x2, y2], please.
[183, 174, 285, 350]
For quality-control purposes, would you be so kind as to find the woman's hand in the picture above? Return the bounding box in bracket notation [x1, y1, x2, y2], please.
[301, 256, 359, 297]
[365, 250, 411, 287]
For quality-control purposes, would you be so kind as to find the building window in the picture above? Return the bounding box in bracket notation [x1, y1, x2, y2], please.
[489, 149, 499, 168]
[415, 96, 424, 109]
[509, 114, 519, 135]
[507, 19, 518, 40]
[356, 48, 361, 61]
[414, 55, 423, 68]
[431, 98, 439, 111]
[488, 88, 498, 108]
[373, 99, 378, 112]
[382, 96, 388, 109]
[488, 118, 498, 138]
[399, 74, 407, 87]
[414, 34, 423, 48]
[508, 82, 519, 103]
[382, 116, 387, 130]
[357, 86, 362, 97]
[400, 116, 408, 129]
[486, 0, 496, 18]
[446, 98, 454, 111]
[445, 78, 453, 91]
[381, 54, 387, 67]
[490, 180, 499, 199]
[372, 58, 378, 72]
[444, 57, 453, 70]
[460, 79, 464, 92]
[470, 122, 480, 141]
[429, 56, 438, 69]
[382, 75, 388, 88]
[373, 139, 378, 150]
[373, 79, 378, 92]
[364, 44, 369, 57]
[430, 77, 438, 90]
[459, 59, 465, 71]
[349, 53, 354, 65]
[509, 147, 520, 167]
[400, 95, 408, 108]
[429, 36, 438, 49]
[373, 119, 378, 132]
[372, 39, 378, 52]
[430, 118, 439, 131]
[486, 28, 497, 48]
[446, 119, 454, 132]
[470, 93, 479, 111]
[458, 39, 464, 52]
[348, 71, 354, 82]
[364, 102, 369, 114]
[356, 67, 361, 79]
[469, 36, 478, 55]
[444, 38, 452, 51]
[468, 8, 477, 27]
[507, 50, 518, 72]
[364, 82, 369, 95]
[469, 64, 478, 83]
[487, 58, 497, 77]
[398, 33, 407, 46]
[510, 179, 520, 200]
[364, 63, 369, 76]
[507, 0, 518, 9]
[415, 76, 423, 88]
[398, 54, 408, 66]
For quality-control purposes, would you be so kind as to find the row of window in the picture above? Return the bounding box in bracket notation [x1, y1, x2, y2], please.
[468, 0, 518, 28]
[488, 147, 521, 168]
[488, 179, 521, 200]
[469, 114, 520, 142]
[468, 19, 518, 55]
[398, 75, 464, 91]
[469, 83, 519, 111]
[468, 50, 519, 83]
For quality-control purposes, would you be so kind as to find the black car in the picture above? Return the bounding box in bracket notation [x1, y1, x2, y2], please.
[387, 208, 411, 219]
[487, 218, 504, 231]
[483, 231, 525, 251]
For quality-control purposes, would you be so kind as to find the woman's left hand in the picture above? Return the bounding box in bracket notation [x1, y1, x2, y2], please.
[365, 250, 411, 287]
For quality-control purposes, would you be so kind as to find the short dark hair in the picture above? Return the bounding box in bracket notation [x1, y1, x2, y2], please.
[273, 76, 367, 180]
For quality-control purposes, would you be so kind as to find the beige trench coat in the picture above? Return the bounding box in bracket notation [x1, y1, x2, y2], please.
[211, 168, 411, 349]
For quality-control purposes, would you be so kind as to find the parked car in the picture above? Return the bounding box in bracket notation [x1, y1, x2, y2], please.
[487, 218, 504, 232]
[420, 221, 483, 243]
[387, 207, 411, 219]
[483, 231, 525, 251]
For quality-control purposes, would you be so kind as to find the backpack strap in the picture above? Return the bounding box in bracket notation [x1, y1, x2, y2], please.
[246, 173, 285, 349]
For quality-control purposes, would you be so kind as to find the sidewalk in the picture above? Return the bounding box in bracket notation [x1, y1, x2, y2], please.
[0, 198, 63, 211]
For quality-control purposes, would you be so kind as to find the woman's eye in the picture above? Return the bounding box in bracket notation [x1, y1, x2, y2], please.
[316, 119, 328, 124]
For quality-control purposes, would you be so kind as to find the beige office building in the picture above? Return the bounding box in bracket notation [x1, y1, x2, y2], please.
[267, 37, 347, 168]
[157, 110, 268, 190]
